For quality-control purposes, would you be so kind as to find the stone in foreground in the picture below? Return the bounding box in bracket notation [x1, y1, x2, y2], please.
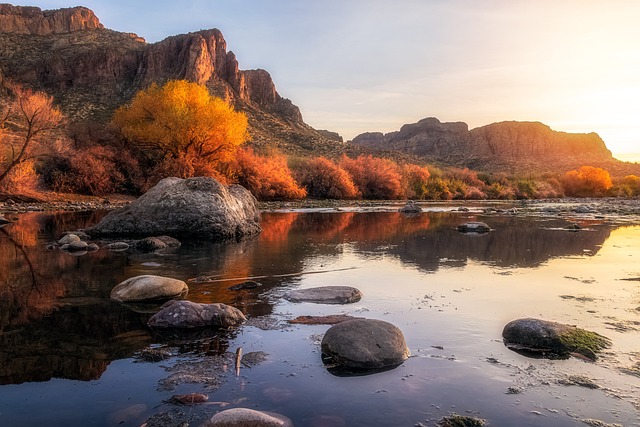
[502, 318, 611, 360]
[202, 408, 293, 427]
[321, 319, 410, 371]
[110, 275, 188, 303]
[457, 222, 491, 233]
[148, 300, 246, 329]
[87, 177, 261, 240]
[284, 286, 362, 304]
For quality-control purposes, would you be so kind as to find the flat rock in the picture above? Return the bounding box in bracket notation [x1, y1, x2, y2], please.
[133, 235, 181, 252]
[288, 314, 364, 325]
[457, 222, 491, 233]
[86, 177, 261, 240]
[147, 300, 246, 329]
[106, 241, 130, 251]
[321, 319, 410, 371]
[202, 408, 293, 427]
[284, 286, 362, 304]
[502, 318, 611, 360]
[110, 275, 188, 302]
[66, 240, 88, 251]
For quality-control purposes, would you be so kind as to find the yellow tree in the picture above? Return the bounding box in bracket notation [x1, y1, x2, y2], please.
[0, 84, 63, 185]
[112, 80, 248, 169]
[562, 165, 613, 197]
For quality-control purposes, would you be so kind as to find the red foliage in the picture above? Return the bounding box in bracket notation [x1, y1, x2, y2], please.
[233, 148, 306, 200]
[295, 157, 359, 199]
[401, 164, 431, 199]
[340, 155, 404, 199]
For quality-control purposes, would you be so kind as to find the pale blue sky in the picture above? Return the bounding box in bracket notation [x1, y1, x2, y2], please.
[22, 1, 640, 160]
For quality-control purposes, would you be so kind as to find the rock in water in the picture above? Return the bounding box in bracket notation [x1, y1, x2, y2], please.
[147, 300, 246, 328]
[202, 408, 293, 427]
[399, 200, 422, 213]
[457, 222, 491, 233]
[502, 318, 611, 360]
[284, 286, 362, 304]
[86, 177, 261, 240]
[110, 275, 188, 302]
[321, 319, 410, 371]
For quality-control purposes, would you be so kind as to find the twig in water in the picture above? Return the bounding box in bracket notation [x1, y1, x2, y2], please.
[188, 266, 358, 284]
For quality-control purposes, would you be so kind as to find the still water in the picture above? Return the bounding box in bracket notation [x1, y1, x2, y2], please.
[1, 207, 639, 426]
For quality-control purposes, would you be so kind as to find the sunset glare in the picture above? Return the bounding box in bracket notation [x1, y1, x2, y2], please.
[22, 0, 640, 160]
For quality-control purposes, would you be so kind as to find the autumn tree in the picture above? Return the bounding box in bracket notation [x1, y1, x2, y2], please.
[0, 83, 63, 188]
[112, 80, 248, 173]
[234, 148, 306, 200]
[562, 165, 613, 197]
[340, 155, 404, 199]
[295, 157, 359, 199]
[401, 163, 431, 199]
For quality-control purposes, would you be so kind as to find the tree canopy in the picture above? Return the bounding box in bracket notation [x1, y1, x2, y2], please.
[112, 80, 248, 165]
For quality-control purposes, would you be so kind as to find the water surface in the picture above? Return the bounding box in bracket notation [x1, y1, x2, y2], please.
[1, 208, 639, 426]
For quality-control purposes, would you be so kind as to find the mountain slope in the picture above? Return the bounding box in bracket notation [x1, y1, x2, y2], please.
[0, 4, 349, 157]
[352, 117, 639, 175]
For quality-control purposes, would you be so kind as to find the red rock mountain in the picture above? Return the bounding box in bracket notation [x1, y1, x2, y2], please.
[0, 4, 343, 155]
[352, 117, 638, 175]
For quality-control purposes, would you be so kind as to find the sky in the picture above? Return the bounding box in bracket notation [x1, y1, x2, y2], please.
[23, 0, 640, 161]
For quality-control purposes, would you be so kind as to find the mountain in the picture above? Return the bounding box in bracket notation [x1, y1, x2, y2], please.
[352, 117, 639, 175]
[0, 4, 349, 157]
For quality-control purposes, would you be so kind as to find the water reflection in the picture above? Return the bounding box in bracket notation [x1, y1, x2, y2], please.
[0, 210, 614, 386]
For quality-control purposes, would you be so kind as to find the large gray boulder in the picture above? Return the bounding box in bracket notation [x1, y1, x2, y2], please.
[201, 408, 293, 427]
[148, 300, 246, 329]
[284, 286, 362, 304]
[502, 318, 611, 360]
[86, 177, 261, 240]
[321, 319, 410, 371]
[111, 275, 188, 302]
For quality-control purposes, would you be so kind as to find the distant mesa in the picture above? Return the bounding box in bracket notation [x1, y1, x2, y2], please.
[351, 117, 633, 175]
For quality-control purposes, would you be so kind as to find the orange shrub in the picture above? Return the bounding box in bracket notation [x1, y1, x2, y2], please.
[0, 159, 38, 195]
[295, 157, 359, 199]
[401, 164, 431, 199]
[562, 166, 613, 197]
[340, 155, 404, 199]
[234, 148, 306, 200]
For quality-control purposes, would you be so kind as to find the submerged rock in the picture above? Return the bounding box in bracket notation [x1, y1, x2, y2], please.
[87, 177, 261, 240]
[147, 300, 246, 329]
[502, 318, 611, 360]
[321, 319, 410, 371]
[202, 408, 293, 427]
[167, 392, 208, 405]
[133, 235, 181, 252]
[437, 414, 486, 427]
[106, 241, 129, 251]
[284, 286, 362, 304]
[457, 222, 491, 233]
[110, 275, 188, 303]
[288, 314, 364, 325]
[227, 280, 262, 291]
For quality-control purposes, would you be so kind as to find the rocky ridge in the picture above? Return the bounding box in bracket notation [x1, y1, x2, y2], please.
[0, 4, 348, 156]
[352, 117, 640, 175]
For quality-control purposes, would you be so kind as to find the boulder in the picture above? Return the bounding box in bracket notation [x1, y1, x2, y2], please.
[399, 200, 421, 213]
[457, 222, 491, 233]
[284, 286, 362, 304]
[147, 300, 246, 329]
[58, 233, 81, 245]
[66, 240, 88, 251]
[502, 318, 611, 360]
[321, 319, 410, 371]
[202, 408, 293, 427]
[110, 275, 188, 303]
[86, 177, 261, 240]
[133, 236, 181, 252]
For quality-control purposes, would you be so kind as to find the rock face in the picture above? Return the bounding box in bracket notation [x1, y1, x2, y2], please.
[110, 275, 188, 302]
[202, 408, 293, 427]
[284, 286, 362, 304]
[147, 300, 246, 329]
[502, 318, 611, 360]
[0, 5, 344, 156]
[87, 177, 261, 240]
[351, 117, 634, 175]
[321, 319, 410, 371]
[0, 4, 103, 35]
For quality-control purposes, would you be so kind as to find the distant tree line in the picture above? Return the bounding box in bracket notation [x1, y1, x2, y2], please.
[1, 79, 638, 200]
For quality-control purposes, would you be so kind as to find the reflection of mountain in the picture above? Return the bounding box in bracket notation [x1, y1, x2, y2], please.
[0, 210, 613, 385]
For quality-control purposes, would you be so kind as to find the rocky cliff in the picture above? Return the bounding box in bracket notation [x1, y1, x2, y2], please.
[0, 4, 340, 155]
[352, 117, 636, 175]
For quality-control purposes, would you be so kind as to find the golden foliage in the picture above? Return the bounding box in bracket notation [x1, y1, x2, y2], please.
[112, 80, 248, 165]
[562, 166, 613, 197]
